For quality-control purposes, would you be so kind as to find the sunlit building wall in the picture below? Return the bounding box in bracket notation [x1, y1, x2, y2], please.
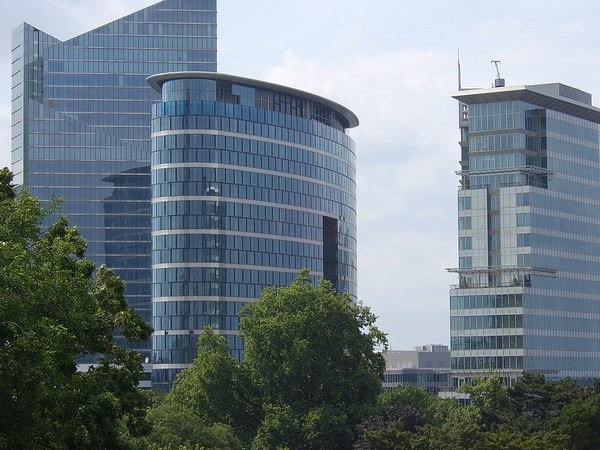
[450, 82, 600, 386]
[148, 72, 359, 389]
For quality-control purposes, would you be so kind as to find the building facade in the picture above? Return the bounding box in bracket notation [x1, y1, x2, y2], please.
[383, 346, 450, 394]
[148, 72, 358, 389]
[12, 0, 218, 386]
[450, 82, 600, 386]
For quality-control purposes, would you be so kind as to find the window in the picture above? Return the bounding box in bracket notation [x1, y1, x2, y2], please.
[489, 194, 500, 210]
[489, 255, 501, 267]
[517, 233, 531, 247]
[516, 213, 530, 227]
[459, 256, 472, 268]
[516, 193, 530, 207]
[489, 215, 501, 231]
[517, 254, 531, 267]
[458, 217, 472, 230]
[459, 236, 472, 250]
[458, 196, 471, 210]
[489, 235, 501, 251]
[488, 274, 502, 286]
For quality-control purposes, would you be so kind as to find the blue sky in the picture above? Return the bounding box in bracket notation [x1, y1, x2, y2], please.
[1, 0, 599, 350]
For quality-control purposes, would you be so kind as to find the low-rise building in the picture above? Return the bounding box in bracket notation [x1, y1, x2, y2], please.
[383, 345, 451, 394]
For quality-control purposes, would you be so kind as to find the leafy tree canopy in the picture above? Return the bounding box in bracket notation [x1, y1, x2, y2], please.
[0, 168, 153, 449]
[241, 269, 388, 449]
[148, 269, 387, 449]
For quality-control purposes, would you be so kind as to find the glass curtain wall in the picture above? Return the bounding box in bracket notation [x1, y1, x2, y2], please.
[148, 74, 358, 389]
[450, 85, 600, 386]
[11, 0, 218, 386]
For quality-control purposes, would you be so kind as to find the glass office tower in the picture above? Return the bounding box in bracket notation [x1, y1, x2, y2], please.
[12, 0, 217, 386]
[449, 82, 600, 386]
[148, 72, 358, 389]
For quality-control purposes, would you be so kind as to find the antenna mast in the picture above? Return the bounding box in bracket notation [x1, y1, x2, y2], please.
[491, 60, 505, 87]
[458, 49, 462, 91]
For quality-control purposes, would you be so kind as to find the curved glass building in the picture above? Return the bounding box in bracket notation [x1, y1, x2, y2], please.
[148, 72, 359, 389]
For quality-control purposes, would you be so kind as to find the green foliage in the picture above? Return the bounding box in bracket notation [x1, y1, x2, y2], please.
[356, 374, 581, 450]
[144, 401, 242, 450]
[241, 268, 387, 449]
[355, 387, 484, 450]
[147, 269, 387, 449]
[0, 167, 15, 200]
[415, 402, 483, 450]
[240, 269, 387, 408]
[168, 327, 259, 441]
[251, 403, 303, 450]
[0, 169, 153, 449]
[474, 427, 568, 450]
[142, 329, 254, 449]
[459, 375, 511, 428]
[170, 328, 242, 422]
[378, 384, 436, 414]
[554, 386, 600, 450]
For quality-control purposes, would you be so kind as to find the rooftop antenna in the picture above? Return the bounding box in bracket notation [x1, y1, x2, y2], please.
[491, 60, 505, 87]
[457, 49, 462, 91]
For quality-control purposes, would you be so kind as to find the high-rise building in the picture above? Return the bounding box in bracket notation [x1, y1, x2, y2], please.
[12, 0, 218, 386]
[449, 81, 600, 386]
[12, 1, 359, 390]
[147, 72, 358, 389]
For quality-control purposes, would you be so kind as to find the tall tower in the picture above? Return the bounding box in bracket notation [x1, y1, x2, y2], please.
[450, 82, 600, 386]
[12, 0, 218, 386]
[147, 72, 359, 389]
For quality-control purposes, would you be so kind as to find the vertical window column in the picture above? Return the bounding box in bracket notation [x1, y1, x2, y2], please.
[323, 216, 338, 289]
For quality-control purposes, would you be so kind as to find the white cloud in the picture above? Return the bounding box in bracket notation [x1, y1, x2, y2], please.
[261, 49, 460, 347]
[5, 0, 600, 350]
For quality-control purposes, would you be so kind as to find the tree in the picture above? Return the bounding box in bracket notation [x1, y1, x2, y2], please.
[353, 385, 434, 449]
[0, 168, 153, 449]
[354, 385, 484, 450]
[354, 404, 428, 450]
[165, 327, 259, 443]
[415, 401, 483, 450]
[474, 427, 568, 450]
[459, 375, 511, 428]
[153, 270, 387, 449]
[553, 380, 600, 450]
[143, 401, 243, 450]
[378, 383, 437, 414]
[141, 328, 258, 449]
[240, 269, 388, 449]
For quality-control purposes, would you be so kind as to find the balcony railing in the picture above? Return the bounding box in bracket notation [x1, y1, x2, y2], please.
[447, 265, 556, 290]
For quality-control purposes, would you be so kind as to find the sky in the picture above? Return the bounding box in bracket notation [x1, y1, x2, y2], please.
[1, 0, 600, 350]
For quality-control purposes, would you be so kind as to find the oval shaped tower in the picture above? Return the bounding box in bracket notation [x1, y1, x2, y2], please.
[148, 72, 358, 389]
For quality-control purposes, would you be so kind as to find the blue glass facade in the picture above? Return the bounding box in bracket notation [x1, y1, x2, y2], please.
[148, 73, 358, 389]
[12, 0, 217, 386]
[450, 83, 600, 385]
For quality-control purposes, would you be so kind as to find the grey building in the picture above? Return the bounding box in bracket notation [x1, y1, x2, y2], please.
[385, 345, 450, 370]
[450, 80, 600, 386]
[383, 346, 450, 394]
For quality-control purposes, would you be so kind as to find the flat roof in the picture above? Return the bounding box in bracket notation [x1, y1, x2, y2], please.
[147, 72, 359, 128]
[452, 83, 600, 124]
